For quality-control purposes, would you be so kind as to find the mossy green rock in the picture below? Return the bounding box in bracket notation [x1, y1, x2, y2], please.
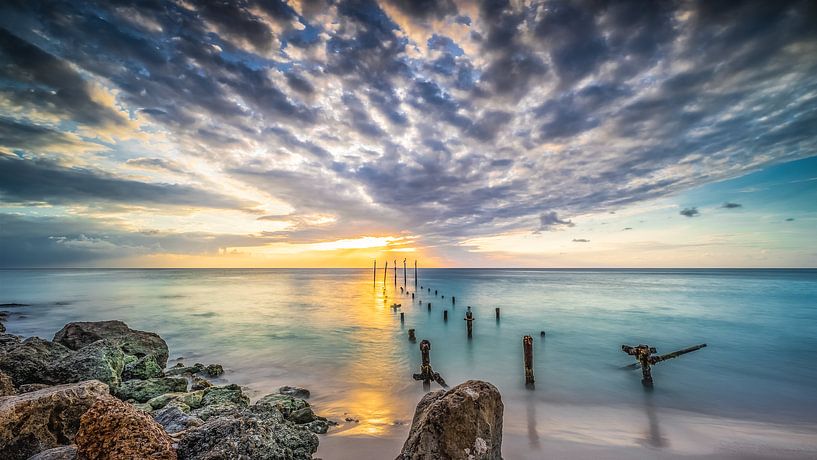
[201, 384, 249, 408]
[113, 377, 188, 403]
[146, 390, 205, 410]
[252, 394, 309, 418]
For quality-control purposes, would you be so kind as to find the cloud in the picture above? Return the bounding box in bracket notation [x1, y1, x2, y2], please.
[538, 212, 575, 231]
[0, 156, 252, 209]
[722, 202, 743, 209]
[785, 217, 795, 222]
[623, 227, 633, 231]
[572, 238, 590, 243]
[680, 207, 700, 218]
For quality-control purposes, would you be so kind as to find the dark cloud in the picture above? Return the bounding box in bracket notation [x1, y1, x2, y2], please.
[572, 238, 590, 243]
[785, 217, 795, 222]
[722, 202, 743, 209]
[538, 211, 575, 231]
[0, 156, 252, 209]
[124, 157, 185, 173]
[623, 227, 632, 231]
[680, 207, 700, 218]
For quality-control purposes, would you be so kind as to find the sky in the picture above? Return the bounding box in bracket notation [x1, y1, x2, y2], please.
[0, 0, 815, 268]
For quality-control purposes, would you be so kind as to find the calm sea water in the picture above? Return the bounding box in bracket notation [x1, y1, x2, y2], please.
[2, 269, 816, 458]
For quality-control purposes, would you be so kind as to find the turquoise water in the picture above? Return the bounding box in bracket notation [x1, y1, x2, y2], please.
[2, 269, 816, 458]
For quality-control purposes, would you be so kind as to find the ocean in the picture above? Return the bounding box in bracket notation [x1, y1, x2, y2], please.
[2, 268, 816, 459]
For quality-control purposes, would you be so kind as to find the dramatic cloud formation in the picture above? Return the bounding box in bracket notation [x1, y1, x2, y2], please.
[0, 0, 815, 266]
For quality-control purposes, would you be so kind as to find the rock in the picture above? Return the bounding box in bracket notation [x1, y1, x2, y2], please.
[191, 376, 211, 391]
[307, 419, 329, 434]
[203, 364, 223, 377]
[0, 303, 29, 307]
[152, 404, 204, 434]
[0, 338, 124, 387]
[146, 390, 205, 411]
[0, 321, 5, 333]
[53, 320, 169, 380]
[113, 377, 188, 403]
[200, 383, 249, 408]
[253, 393, 309, 418]
[279, 385, 310, 398]
[75, 396, 176, 460]
[0, 370, 15, 396]
[0, 333, 21, 352]
[0, 380, 109, 460]
[289, 406, 318, 424]
[0, 337, 71, 386]
[191, 402, 249, 421]
[18, 384, 50, 393]
[176, 412, 318, 460]
[397, 380, 504, 460]
[164, 363, 204, 377]
[26, 445, 78, 460]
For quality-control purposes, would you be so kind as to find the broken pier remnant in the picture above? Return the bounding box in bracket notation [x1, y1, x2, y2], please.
[523, 335, 534, 387]
[464, 306, 474, 338]
[621, 343, 707, 387]
[408, 329, 416, 342]
[412, 339, 448, 390]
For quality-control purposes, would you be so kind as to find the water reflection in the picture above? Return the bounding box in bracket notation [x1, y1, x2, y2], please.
[525, 394, 541, 449]
[641, 390, 667, 448]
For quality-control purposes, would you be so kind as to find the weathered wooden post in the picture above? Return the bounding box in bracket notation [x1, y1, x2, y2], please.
[443, 310, 448, 321]
[400, 312, 405, 323]
[427, 302, 431, 311]
[523, 335, 535, 387]
[452, 296, 455, 305]
[540, 330, 546, 337]
[464, 306, 474, 338]
[373, 260, 376, 286]
[622, 343, 707, 387]
[496, 307, 500, 320]
[383, 261, 388, 285]
[428, 288, 430, 293]
[393, 259, 397, 287]
[400, 286, 404, 293]
[411, 292, 414, 299]
[412, 340, 448, 390]
[403, 258, 407, 288]
[408, 329, 416, 342]
[435, 290, 438, 296]
[414, 260, 417, 288]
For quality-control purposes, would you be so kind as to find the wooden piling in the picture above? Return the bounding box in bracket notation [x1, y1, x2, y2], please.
[523, 335, 534, 387]
[408, 329, 416, 341]
[427, 302, 431, 311]
[383, 261, 388, 285]
[411, 292, 414, 299]
[414, 260, 417, 287]
[373, 260, 376, 286]
[403, 258, 407, 288]
[464, 306, 474, 338]
[412, 340, 448, 390]
[400, 312, 405, 323]
[443, 310, 448, 321]
[393, 259, 397, 286]
[435, 290, 438, 296]
[496, 307, 500, 320]
[452, 296, 455, 305]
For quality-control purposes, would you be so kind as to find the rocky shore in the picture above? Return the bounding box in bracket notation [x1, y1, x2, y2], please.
[0, 316, 504, 460]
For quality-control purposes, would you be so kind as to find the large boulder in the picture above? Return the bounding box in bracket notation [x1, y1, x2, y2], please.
[0, 380, 109, 460]
[54, 321, 168, 380]
[253, 393, 309, 418]
[397, 380, 504, 460]
[0, 333, 21, 352]
[153, 404, 204, 434]
[26, 445, 78, 460]
[0, 337, 123, 387]
[176, 413, 318, 460]
[113, 377, 188, 403]
[75, 396, 176, 460]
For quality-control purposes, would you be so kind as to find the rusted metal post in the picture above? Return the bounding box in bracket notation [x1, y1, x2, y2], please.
[400, 312, 404, 323]
[622, 343, 707, 387]
[408, 329, 416, 342]
[412, 340, 448, 390]
[523, 335, 534, 387]
[496, 307, 500, 320]
[443, 310, 448, 321]
[464, 306, 474, 338]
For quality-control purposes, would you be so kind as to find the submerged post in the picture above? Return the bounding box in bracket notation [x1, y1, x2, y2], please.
[443, 310, 448, 321]
[464, 306, 474, 338]
[622, 343, 707, 387]
[400, 312, 405, 323]
[408, 329, 416, 342]
[452, 296, 455, 305]
[427, 302, 431, 311]
[496, 307, 500, 320]
[412, 340, 448, 390]
[523, 335, 535, 387]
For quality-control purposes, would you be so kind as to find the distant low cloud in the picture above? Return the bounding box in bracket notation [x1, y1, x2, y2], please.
[623, 227, 633, 231]
[680, 207, 700, 218]
[722, 202, 742, 209]
[572, 238, 590, 243]
[785, 218, 795, 222]
[538, 211, 575, 231]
